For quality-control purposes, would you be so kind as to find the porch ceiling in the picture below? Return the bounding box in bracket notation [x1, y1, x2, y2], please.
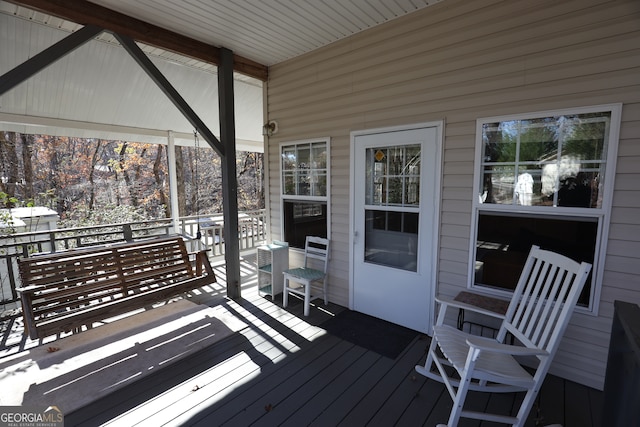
[11, 0, 444, 68]
[0, 0, 443, 150]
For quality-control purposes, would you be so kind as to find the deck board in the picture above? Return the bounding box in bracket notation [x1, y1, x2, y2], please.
[189, 335, 343, 426]
[104, 308, 332, 426]
[564, 380, 596, 427]
[308, 351, 393, 426]
[397, 372, 447, 425]
[250, 341, 365, 427]
[338, 338, 427, 426]
[51, 257, 603, 427]
[588, 386, 603, 425]
[366, 344, 433, 426]
[302, 349, 383, 426]
[481, 392, 519, 427]
[535, 373, 564, 425]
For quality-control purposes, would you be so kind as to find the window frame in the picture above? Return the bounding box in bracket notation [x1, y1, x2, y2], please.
[280, 137, 331, 250]
[469, 104, 622, 314]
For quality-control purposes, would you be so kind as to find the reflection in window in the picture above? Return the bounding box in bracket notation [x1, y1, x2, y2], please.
[363, 144, 421, 272]
[283, 201, 327, 249]
[282, 141, 327, 196]
[472, 105, 621, 312]
[475, 212, 596, 306]
[281, 138, 330, 250]
[365, 210, 418, 272]
[480, 113, 610, 208]
[366, 145, 420, 206]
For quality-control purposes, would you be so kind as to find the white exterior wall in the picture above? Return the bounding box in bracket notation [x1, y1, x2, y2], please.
[265, 0, 640, 389]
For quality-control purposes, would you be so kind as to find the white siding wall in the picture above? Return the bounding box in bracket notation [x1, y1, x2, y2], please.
[266, 0, 640, 389]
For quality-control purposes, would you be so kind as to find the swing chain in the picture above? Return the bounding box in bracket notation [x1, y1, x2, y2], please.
[194, 130, 202, 240]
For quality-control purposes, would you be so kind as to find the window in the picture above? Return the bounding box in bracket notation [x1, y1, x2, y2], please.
[471, 105, 621, 312]
[281, 138, 329, 249]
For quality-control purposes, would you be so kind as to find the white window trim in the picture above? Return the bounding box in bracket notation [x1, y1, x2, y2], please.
[468, 103, 622, 315]
[279, 137, 331, 249]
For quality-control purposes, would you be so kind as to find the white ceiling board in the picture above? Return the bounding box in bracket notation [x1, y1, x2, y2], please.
[86, 0, 443, 66]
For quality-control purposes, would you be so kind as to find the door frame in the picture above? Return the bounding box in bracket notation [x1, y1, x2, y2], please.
[349, 121, 444, 334]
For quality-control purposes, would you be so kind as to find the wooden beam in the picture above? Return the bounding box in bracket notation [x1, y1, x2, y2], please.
[113, 33, 225, 156]
[0, 24, 103, 96]
[6, 0, 268, 81]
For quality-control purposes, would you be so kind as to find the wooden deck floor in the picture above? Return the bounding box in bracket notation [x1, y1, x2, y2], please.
[8, 256, 603, 427]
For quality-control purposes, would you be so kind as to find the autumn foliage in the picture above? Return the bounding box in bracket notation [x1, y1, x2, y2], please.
[0, 132, 264, 226]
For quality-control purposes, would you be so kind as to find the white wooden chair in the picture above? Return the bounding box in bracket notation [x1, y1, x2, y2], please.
[416, 245, 592, 427]
[282, 236, 330, 316]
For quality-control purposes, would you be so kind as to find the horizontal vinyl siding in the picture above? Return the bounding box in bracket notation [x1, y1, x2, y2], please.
[266, 0, 640, 389]
[599, 97, 640, 392]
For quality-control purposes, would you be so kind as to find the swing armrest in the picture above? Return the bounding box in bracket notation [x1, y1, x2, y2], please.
[188, 247, 210, 256]
[190, 249, 215, 278]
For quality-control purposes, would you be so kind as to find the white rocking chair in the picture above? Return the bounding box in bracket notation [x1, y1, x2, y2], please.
[282, 236, 329, 316]
[416, 245, 592, 427]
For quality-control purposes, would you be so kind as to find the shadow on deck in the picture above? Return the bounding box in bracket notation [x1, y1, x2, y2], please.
[1, 254, 602, 426]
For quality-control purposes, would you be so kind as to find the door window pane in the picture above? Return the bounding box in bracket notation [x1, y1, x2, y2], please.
[365, 210, 418, 272]
[365, 144, 421, 207]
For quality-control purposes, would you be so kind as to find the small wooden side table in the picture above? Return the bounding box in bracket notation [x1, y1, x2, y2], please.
[454, 291, 510, 337]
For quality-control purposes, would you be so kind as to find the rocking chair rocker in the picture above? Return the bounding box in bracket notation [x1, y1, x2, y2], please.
[416, 245, 591, 426]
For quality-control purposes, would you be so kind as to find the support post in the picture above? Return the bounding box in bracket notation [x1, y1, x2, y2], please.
[219, 48, 241, 299]
[167, 131, 181, 235]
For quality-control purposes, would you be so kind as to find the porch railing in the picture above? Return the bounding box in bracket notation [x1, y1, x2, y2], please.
[176, 209, 267, 257]
[0, 210, 267, 312]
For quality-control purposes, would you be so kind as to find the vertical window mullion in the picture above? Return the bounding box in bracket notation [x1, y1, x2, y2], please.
[513, 121, 522, 205]
[385, 149, 390, 205]
[553, 121, 565, 207]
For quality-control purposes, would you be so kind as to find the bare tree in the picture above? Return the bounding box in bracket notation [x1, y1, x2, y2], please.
[0, 132, 20, 204]
[175, 146, 186, 215]
[153, 144, 170, 217]
[21, 134, 35, 201]
[87, 139, 103, 213]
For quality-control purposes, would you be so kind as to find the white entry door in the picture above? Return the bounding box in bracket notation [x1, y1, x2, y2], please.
[352, 125, 440, 333]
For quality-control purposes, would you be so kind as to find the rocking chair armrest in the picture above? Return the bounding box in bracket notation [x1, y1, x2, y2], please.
[466, 335, 549, 357]
[435, 295, 507, 320]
